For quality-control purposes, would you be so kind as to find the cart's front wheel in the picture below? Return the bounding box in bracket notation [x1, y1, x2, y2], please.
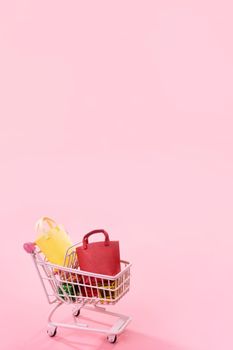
[107, 335, 117, 343]
[47, 326, 57, 337]
[73, 309, 80, 317]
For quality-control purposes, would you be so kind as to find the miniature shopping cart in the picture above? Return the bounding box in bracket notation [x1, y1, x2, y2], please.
[23, 241, 132, 343]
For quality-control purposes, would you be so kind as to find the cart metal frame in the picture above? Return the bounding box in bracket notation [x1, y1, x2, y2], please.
[24, 241, 132, 343]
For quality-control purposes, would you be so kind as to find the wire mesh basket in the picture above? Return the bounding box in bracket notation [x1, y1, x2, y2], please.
[32, 242, 131, 306]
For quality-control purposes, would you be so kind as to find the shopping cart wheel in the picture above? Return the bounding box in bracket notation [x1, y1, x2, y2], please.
[73, 309, 80, 317]
[47, 326, 57, 337]
[107, 335, 117, 343]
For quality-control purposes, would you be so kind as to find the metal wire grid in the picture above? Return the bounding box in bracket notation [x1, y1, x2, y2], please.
[32, 244, 131, 306]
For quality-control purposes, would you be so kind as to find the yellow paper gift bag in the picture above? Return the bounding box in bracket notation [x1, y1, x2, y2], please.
[35, 217, 73, 266]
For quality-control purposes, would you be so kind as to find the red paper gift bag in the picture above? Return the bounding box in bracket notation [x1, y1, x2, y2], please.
[76, 229, 121, 276]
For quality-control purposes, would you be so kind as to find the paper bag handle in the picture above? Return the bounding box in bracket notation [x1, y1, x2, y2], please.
[35, 217, 57, 234]
[83, 229, 110, 249]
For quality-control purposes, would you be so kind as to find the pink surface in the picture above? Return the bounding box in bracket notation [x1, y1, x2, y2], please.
[1, 1, 233, 349]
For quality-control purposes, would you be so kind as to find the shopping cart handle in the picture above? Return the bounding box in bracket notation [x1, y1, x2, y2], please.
[23, 242, 36, 254]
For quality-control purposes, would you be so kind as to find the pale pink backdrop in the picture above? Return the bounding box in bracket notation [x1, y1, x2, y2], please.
[1, 1, 233, 350]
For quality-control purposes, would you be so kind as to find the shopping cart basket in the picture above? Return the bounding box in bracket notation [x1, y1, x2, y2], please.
[23, 241, 132, 343]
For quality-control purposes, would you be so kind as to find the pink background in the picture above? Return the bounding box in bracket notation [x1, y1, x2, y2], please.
[1, 1, 233, 349]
